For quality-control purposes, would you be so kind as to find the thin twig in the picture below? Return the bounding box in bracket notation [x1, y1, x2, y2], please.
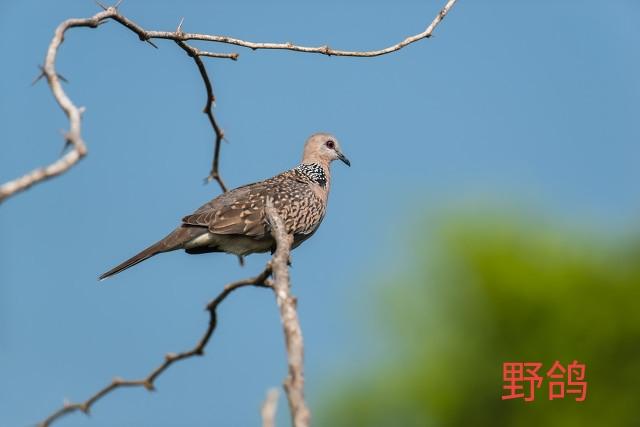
[37, 268, 273, 427]
[174, 39, 228, 189]
[0, 0, 458, 204]
[148, 0, 458, 57]
[265, 200, 310, 427]
[261, 388, 280, 427]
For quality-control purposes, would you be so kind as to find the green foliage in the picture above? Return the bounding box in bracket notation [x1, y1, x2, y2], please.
[319, 211, 640, 427]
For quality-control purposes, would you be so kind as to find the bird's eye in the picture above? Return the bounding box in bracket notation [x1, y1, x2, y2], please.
[325, 140, 335, 149]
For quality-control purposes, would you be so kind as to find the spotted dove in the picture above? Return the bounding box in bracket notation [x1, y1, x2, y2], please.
[99, 133, 350, 280]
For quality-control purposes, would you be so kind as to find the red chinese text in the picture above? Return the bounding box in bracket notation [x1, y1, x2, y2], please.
[502, 360, 587, 402]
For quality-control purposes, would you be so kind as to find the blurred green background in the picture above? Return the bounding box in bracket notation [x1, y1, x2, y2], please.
[318, 207, 640, 427]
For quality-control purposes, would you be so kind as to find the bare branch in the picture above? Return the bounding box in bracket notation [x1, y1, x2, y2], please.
[36, 202, 309, 427]
[8, 1, 463, 424]
[197, 50, 239, 60]
[261, 388, 280, 427]
[149, 0, 458, 57]
[265, 200, 310, 427]
[37, 268, 273, 427]
[0, 7, 231, 203]
[174, 39, 228, 189]
[0, 0, 458, 204]
[36, 201, 308, 427]
[0, 7, 109, 204]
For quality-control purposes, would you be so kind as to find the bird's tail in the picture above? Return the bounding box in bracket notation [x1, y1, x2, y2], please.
[99, 241, 167, 281]
[99, 226, 204, 281]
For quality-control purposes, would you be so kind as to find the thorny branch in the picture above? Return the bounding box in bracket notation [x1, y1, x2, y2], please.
[39, 204, 302, 427]
[38, 268, 273, 427]
[9, 0, 461, 425]
[0, 0, 458, 203]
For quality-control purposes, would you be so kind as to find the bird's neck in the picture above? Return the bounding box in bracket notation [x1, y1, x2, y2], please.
[296, 162, 330, 192]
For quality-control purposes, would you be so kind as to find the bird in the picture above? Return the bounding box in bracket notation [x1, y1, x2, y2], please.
[99, 132, 350, 280]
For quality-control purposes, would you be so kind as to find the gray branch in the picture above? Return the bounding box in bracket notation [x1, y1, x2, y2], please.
[261, 388, 280, 427]
[266, 199, 310, 427]
[37, 268, 273, 427]
[0, 0, 458, 204]
[9, 1, 463, 425]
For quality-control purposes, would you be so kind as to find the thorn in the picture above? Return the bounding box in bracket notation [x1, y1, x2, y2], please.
[176, 17, 185, 34]
[237, 255, 245, 266]
[59, 129, 73, 154]
[145, 39, 159, 49]
[31, 68, 45, 86]
[94, 0, 108, 10]
[60, 141, 72, 155]
[114, 0, 124, 9]
[35, 65, 68, 84]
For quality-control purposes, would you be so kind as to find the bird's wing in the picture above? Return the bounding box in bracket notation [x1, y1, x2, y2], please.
[182, 181, 270, 237]
[182, 172, 321, 237]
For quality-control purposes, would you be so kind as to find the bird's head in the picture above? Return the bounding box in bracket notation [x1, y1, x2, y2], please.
[302, 133, 350, 167]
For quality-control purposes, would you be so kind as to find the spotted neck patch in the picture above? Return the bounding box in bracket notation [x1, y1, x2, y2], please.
[296, 163, 327, 187]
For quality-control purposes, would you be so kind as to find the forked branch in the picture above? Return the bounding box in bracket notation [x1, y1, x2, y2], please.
[38, 206, 303, 427]
[13, 1, 461, 425]
[38, 269, 272, 427]
[0, 0, 458, 203]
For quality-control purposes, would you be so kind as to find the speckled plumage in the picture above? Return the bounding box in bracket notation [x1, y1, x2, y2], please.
[182, 163, 328, 243]
[99, 133, 350, 280]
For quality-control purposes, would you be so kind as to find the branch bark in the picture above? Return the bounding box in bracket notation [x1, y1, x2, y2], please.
[261, 388, 280, 427]
[0, 0, 458, 204]
[37, 268, 272, 427]
[38, 204, 308, 427]
[265, 200, 310, 427]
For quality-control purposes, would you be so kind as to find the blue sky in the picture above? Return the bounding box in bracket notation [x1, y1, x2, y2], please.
[1, 0, 639, 426]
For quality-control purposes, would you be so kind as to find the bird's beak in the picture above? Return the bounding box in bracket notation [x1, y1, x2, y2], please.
[337, 151, 351, 167]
